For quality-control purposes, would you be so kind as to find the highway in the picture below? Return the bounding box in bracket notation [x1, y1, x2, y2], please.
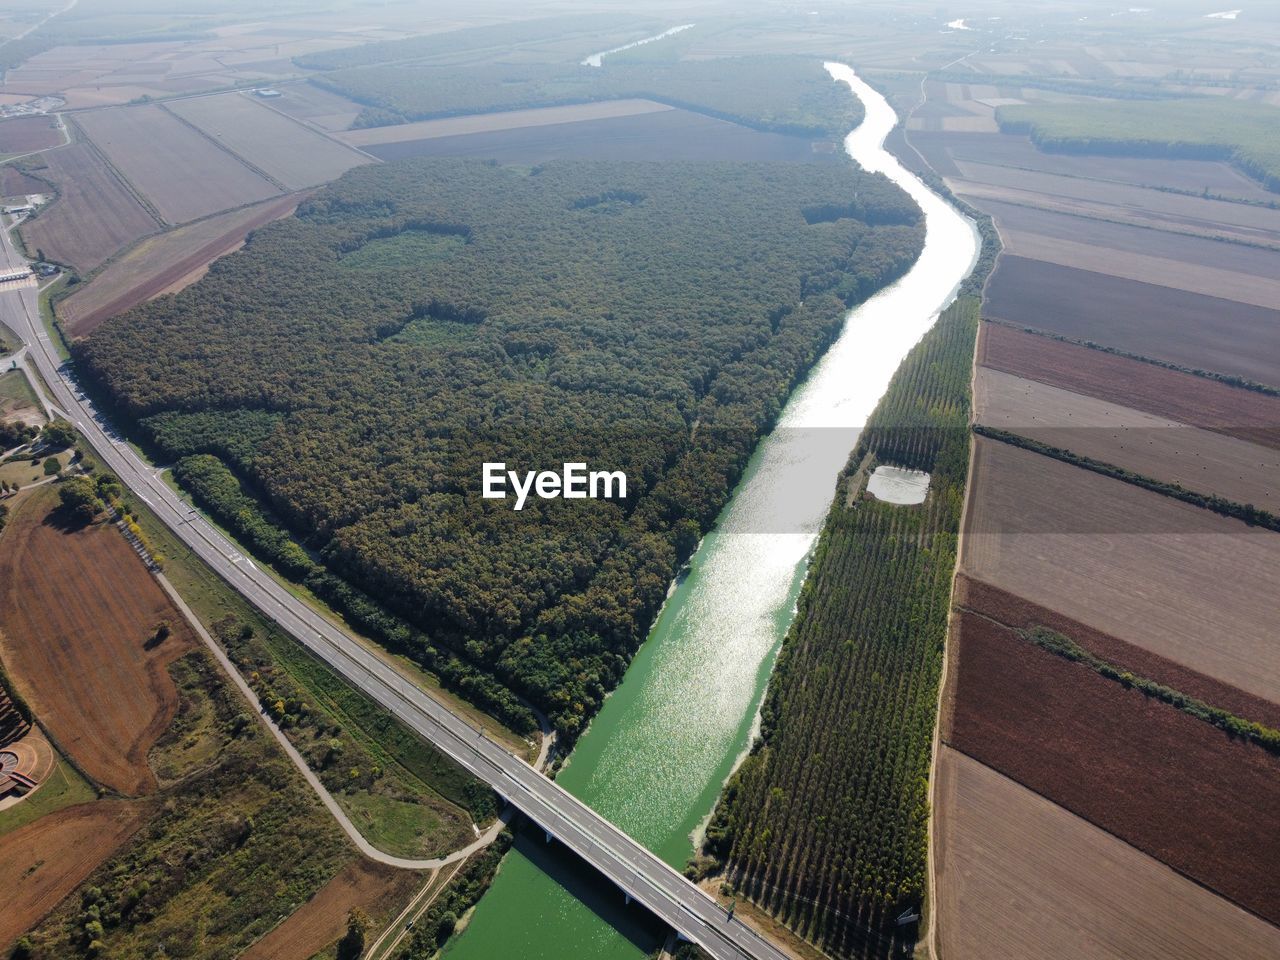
[0, 223, 791, 960]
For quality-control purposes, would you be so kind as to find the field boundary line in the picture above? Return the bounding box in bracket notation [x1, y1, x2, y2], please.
[67, 117, 166, 229]
[156, 101, 290, 193]
[151, 568, 512, 870]
[234, 90, 384, 164]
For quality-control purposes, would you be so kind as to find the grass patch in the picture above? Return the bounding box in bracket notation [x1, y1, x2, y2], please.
[339, 229, 467, 271]
[0, 755, 97, 836]
[0, 368, 39, 408]
[339, 792, 451, 859]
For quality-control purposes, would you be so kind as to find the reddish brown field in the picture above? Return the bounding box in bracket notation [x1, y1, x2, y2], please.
[955, 575, 1280, 730]
[0, 489, 195, 795]
[0, 800, 150, 951]
[934, 747, 1280, 960]
[962, 438, 1280, 706]
[59, 192, 304, 336]
[946, 607, 1280, 923]
[18, 142, 159, 272]
[74, 106, 280, 225]
[973, 365, 1280, 508]
[240, 859, 422, 960]
[979, 323, 1280, 448]
[984, 257, 1280, 386]
[0, 116, 62, 154]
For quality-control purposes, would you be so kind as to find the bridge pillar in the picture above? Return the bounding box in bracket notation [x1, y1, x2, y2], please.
[545, 829, 553, 843]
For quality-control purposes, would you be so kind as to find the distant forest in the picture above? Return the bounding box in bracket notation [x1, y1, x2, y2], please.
[997, 98, 1280, 192]
[317, 57, 861, 138]
[78, 157, 923, 739]
[297, 16, 859, 138]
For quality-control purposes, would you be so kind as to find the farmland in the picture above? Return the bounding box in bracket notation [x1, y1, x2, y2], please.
[969, 198, 1280, 286]
[0, 800, 152, 952]
[0, 486, 360, 958]
[933, 748, 1280, 960]
[963, 438, 1280, 707]
[268, 82, 366, 133]
[0, 116, 62, 155]
[699, 299, 977, 958]
[0, 486, 195, 795]
[955, 576, 1280, 732]
[239, 860, 423, 960]
[983, 257, 1280, 387]
[996, 98, 1280, 191]
[973, 365, 1280, 508]
[946, 608, 1280, 924]
[166, 94, 371, 191]
[74, 105, 280, 225]
[56, 192, 305, 337]
[18, 141, 159, 272]
[978, 324, 1280, 449]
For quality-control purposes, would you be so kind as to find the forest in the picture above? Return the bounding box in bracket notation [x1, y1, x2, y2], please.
[997, 98, 1280, 192]
[77, 157, 923, 741]
[695, 297, 979, 959]
[317, 56, 861, 138]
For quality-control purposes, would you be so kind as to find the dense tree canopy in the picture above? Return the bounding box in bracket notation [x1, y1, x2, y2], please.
[78, 157, 922, 738]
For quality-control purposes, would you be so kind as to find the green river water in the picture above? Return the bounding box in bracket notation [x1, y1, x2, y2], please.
[445, 61, 978, 960]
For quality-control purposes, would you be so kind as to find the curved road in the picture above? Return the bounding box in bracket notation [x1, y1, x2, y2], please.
[0, 224, 789, 960]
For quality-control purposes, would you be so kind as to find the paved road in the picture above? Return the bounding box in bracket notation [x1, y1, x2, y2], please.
[0, 225, 790, 960]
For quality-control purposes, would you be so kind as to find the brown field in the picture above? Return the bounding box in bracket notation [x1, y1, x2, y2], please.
[984, 257, 1280, 386]
[974, 365, 1280, 507]
[949, 179, 1280, 247]
[934, 747, 1280, 960]
[953, 159, 1280, 235]
[58, 192, 305, 337]
[18, 142, 159, 272]
[240, 859, 422, 960]
[963, 437, 1280, 706]
[166, 94, 371, 190]
[0, 116, 62, 155]
[268, 82, 365, 132]
[979, 323, 1280, 448]
[338, 99, 674, 147]
[0, 800, 151, 951]
[74, 106, 280, 225]
[946, 608, 1280, 923]
[955, 575, 1280, 730]
[995, 227, 1280, 309]
[975, 197, 1280, 283]
[359, 108, 836, 165]
[0, 166, 47, 199]
[0, 488, 196, 795]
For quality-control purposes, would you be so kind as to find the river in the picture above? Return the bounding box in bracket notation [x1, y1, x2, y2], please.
[445, 62, 979, 960]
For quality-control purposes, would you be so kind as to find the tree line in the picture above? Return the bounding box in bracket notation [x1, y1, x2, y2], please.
[695, 298, 980, 959]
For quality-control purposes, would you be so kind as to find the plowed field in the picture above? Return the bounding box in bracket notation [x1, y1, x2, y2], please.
[0, 489, 195, 795]
[0, 800, 150, 951]
[934, 748, 1280, 960]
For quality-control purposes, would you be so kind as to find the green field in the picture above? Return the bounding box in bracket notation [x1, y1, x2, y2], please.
[997, 98, 1280, 192]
